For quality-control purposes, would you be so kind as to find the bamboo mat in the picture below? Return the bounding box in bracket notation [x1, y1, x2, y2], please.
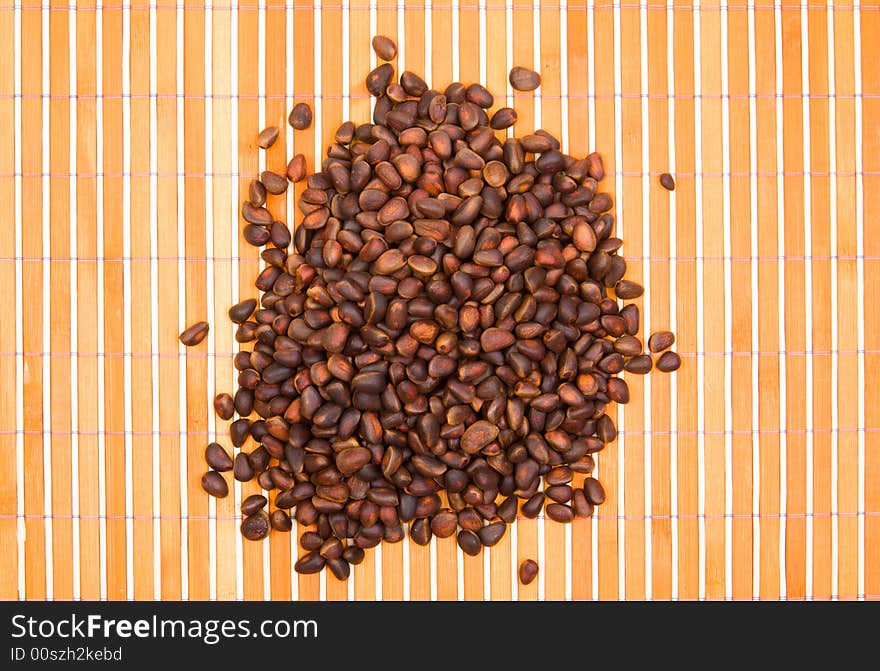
[0, 0, 877, 602]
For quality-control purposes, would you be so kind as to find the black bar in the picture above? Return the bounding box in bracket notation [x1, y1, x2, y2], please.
[1, 600, 872, 666]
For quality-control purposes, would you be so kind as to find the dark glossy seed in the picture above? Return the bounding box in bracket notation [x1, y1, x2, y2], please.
[509, 66, 541, 91]
[477, 521, 506, 547]
[546, 503, 574, 523]
[300, 532, 323, 551]
[213, 393, 235, 420]
[343, 545, 365, 565]
[257, 126, 279, 148]
[410, 518, 432, 546]
[242, 202, 273, 225]
[287, 153, 307, 182]
[607, 377, 630, 404]
[521, 493, 545, 518]
[625, 354, 653, 374]
[371, 35, 397, 61]
[336, 447, 372, 476]
[648, 330, 676, 353]
[498, 496, 518, 523]
[659, 172, 676, 190]
[519, 558, 539, 585]
[241, 512, 270, 540]
[457, 529, 481, 556]
[241, 494, 267, 516]
[571, 489, 594, 517]
[656, 351, 682, 372]
[249, 179, 266, 206]
[583, 477, 606, 505]
[201, 471, 228, 498]
[460, 421, 499, 454]
[620, 303, 640, 335]
[586, 152, 605, 180]
[261, 170, 288, 195]
[545, 466, 573, 486]
[233, 452, 255, 482]
[327, 557, 351, 580]
[294, 551, 325, 574]
[615, 279, 644, 299]
[229, 418, 251, 447]
[400, 71, 428, 97]
[572, 218, 597, 252]
[242, 224, 270, 247]
[546, 485, 573, 504]
[430, 509, 458, 538]
[490, 107, 517, 130]
[480, 328, 515, 352]
[466, 83, 494, 108]
[289, 102, 313, 130]
[228, 298, 257, 324]
[205, 443, 233, 472]
[179, 321, 209, 346]
[270, 509, 293, 532]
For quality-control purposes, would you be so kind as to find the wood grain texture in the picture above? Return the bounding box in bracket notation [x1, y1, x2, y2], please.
[808, 0, 833, 602]
[268, 0, 292, 602]
[0, 1, 874, 603]
[237, 0, 263, 603]
[832, 0, 859, 600]
[76, 1, 101, 601]
[567, 0, 593, 603]
[647, 0, 672, 602]
[727, 0, 754, 601]
[594, 0, 619, 602]
[130, 1, 155, 601]
[212, 0, 237, 603]
[349, 0, 376, 602]
[0, 0, 17, 601]
[620, 0, 646, 601]
[156, 1, 182, 601]
[673, 0, 699, 601]
[49, 0, 73, 601]
[21, 0, 46, 601]
[862, 3, 879, 603]
[511, 0, 538, 602]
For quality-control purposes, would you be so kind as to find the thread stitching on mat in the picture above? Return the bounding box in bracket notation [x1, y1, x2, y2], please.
[1, 427, 875, 438]
[1, 2, 878, 11]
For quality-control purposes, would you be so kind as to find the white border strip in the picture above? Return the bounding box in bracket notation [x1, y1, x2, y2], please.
[41, 0, 54, 601]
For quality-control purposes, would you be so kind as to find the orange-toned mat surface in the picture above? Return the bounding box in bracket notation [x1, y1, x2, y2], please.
[0, 0, 877, 601]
